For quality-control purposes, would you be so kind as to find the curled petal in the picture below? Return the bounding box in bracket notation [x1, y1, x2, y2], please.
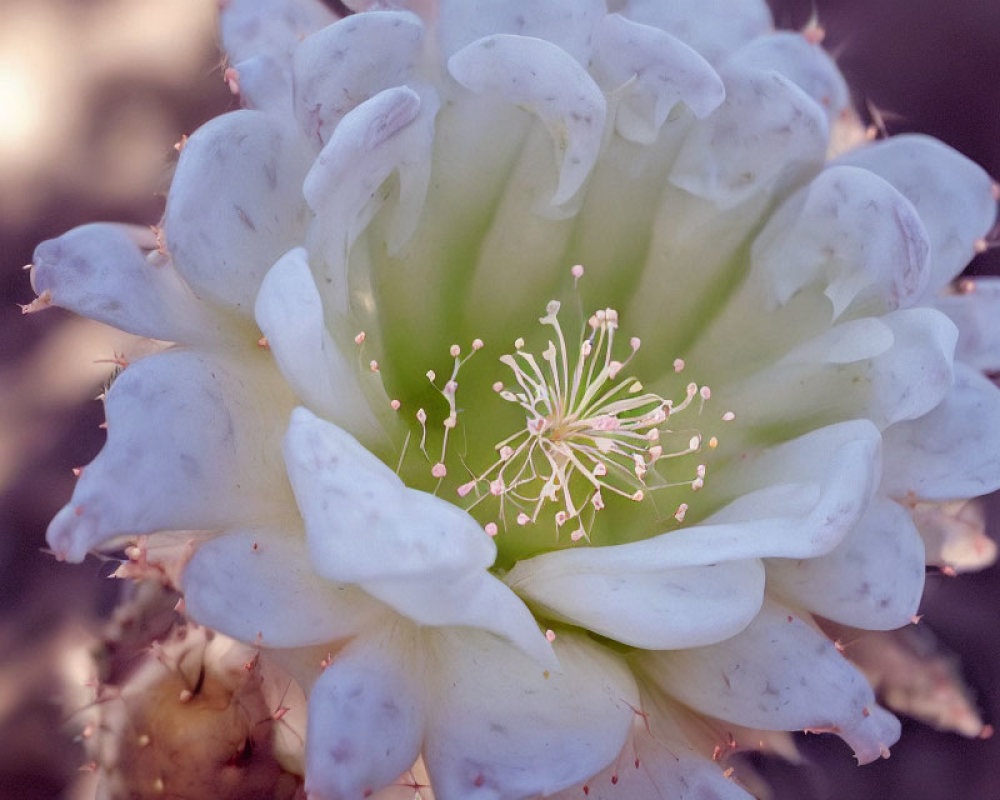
[255, 248, 385, 444]
[293, 11, 425, 147]
[183, 528, 383, 648]
[221, 0, 337, 64]
[448, 34, 607, 206]
[727, 31, 849, 124]
[751, 165, 931, 318]
[767, 495, 925, 630]
[306, 626, 425, 800]
[835, 134, 997, 294]
[438, 0, 605, 64]
[303, 85, 438, 309]
[638, 599, 901, 764]
[619, 0, 773, 66]
[936, 277, 1000, 372]
[30, 224, 219, 345]
[47, 349, 292, 562]
[882, 362, 1000, 500]
[594, 14, 725, 143]
[703, 419, 883, 558]
[669, 66, 828, 209]
[164, 110, 311, 313]
[424, 629, 637, 800]
[723, 308, 956, 431]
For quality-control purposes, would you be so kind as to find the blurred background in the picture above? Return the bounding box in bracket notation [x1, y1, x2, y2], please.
[0, 0, 998, 797]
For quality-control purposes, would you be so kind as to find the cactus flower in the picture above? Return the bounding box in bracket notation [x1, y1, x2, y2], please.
[30, 1, 1000, 798]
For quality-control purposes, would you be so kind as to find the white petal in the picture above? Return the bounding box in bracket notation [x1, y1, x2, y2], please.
[220, 0, 337, 65]
[448, 34, 606, 207]
[424, 629, 637, 800]
[303, 85, 438, 310]
[282, 408, 553, 664]
[509, 421, 881, 616]
[727, 32, 849, 125]
[835, 134, 997, 294]
[670, 66, 828, 209]
[936, 277, 1000, 372]
[30, 224, 219, 344]
[594, 14, 725, 144]
[183, 528, 382, 648]
[364, 565, 557, 669]
[720, 308, 956, 431]
[751, 165, 931, 318]
[438, 0, 605, 64]
[306, 626, 425, 800]
[283, 407, 493, 582]
[165, 110, 311, 313]
[293, 11, 425, 147]
[46, 349, 292, 562]
[228, 54, 294, 114]
[548, 711, 753, 800]
[881, 362, 1000, 500]
[912, 499, 997, 573]
[507, 556, 764, 650]
[619, 0, 773, 66]
[255, 248, 385, 444]
[767, 495, 925, 630]
[701, 419, 882, 558]
[640, 599, 901, 765]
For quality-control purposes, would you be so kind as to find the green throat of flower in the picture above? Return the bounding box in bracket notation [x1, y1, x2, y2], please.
[379, 269, 727, 567]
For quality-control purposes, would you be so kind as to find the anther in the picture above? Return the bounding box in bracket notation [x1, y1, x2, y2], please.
[674, 503, 688, 522]
[431, 463, 447, 478]
[722, 411, 736, 422]
[450, 344, 461, 357]
[354, 331, 366, 345]
[369, 360, 379, 372]
[390, 399, 401, 411]
[485, 522, 498, 537]
[673, 358, 685, 373]
[472, 338, 485, 351]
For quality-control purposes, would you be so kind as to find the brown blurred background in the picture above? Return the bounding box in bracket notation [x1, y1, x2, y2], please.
[1, 0, 998, 798]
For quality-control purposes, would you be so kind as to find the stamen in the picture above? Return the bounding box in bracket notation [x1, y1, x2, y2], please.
[463, 293, 712, 541]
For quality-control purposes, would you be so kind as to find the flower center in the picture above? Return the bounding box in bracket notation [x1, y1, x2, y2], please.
[457, 300, 707, 544]
[376, 266, 725, 564]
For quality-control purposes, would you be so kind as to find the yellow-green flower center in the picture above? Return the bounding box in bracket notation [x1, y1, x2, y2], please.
[385, 268, 722, 565]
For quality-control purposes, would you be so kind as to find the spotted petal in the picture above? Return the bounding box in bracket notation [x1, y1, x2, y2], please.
[47, 349, 293, 562]
[30, 224, 220, 345]
[306, 625, 426, 800]
[183, 527, 383, 648]
[424, 629, 637, 800]
[639, 598, 901, 764]
[448, 33, 607, 207]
